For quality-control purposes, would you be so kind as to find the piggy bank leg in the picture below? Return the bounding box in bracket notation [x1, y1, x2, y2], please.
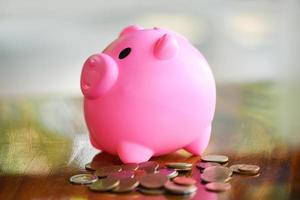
[118, 141, 153, 164]
[184, 125, 211, 155]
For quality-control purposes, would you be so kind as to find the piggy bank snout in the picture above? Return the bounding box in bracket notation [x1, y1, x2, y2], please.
[80, 53, 119, 99]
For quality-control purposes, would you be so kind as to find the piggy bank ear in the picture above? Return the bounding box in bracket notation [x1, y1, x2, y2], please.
[119, 25, 143, 37]
[154, 34, 179, 60]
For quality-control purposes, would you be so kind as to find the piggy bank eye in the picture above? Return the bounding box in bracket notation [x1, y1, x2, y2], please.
[118, 47, 131, 59]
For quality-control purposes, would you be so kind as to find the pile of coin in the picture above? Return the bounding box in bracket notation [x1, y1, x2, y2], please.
[69, 154, 260, 196]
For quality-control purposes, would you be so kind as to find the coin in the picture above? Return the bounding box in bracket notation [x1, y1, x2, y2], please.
[139, 161, 159, 170]
[201, 166, 232, 183]
[134, 169, 147, 180]
[238, 164, 260, 175]
[88, 178, 120, 191]
[107, 170, 135, 179]
[201, 155, 229, 163]
[205, 182, 231, 192]
[173, 167, 192, 172]
[229, 164, 243, 173]
[138, 187, 165, 195]
[165, 162, 193, 169]
[158, 168, 178, 179]
[196, 162, 221, 169]
[111, 177, 139, 193]
[164, 181, 197, 195]
[140, 173, 168, 189]
[121, 163, 139, 171]
[143, 167, 158, 174]
[95, 165, 122, 178]
[69, 174, 98, 185]
[173, 177, 196, 186]
[85, 162, 95, 171]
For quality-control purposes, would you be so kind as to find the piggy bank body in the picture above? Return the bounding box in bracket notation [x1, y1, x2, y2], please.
[81, 25, 216, 163]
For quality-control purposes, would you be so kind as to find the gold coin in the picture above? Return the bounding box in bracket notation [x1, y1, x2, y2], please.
[205, 182, 231, 192]
[238, 164, 260, 175]
[201, 166, 232, 183]
[88, 178, 120, 191]
[95, 165, 122, 178]
[138, 187, 165, 195]
[173, 177, 196, 186]
[69, 174, 98, 185]
[164, 181, 197, 195]
[165, 162, 192, 169]
[140, 173, 168, 189]
[111, 177, 139, 193]
[201, 155, 229, 163]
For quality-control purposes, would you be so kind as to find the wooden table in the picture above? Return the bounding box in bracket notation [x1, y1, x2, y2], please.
[0, 83, 299, 200]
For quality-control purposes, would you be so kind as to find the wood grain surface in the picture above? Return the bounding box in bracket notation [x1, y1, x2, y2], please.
[0, 83, 299, 200]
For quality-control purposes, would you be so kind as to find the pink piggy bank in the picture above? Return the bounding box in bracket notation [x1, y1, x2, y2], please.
[80, 25, 216, 163]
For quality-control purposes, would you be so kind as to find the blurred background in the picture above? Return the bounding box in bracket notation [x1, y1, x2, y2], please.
[0, 0, 299, 179]
[0, 0, 299, 96]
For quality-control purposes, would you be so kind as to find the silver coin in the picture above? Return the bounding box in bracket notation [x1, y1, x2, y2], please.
[111, 177, 139, 193]
[143, 167, 158, 174]
[121, 163, 139, 171]
[201, 166, 232, 183]
[134, 169, 148, 181]
[158, 168, 178, 179]
[238, 164, 260, 175]
[88, 178, 120, 191]
[196, 162, 221, 169]
[201, 155, 229, 163]
[205, 182, 231, 192]
[164, 181, 197, 195]
[140, 173, 168, 189]
[139, 161, 159, 170]
[229, 164, 243, 173]
[165, 162, 193, 169]
[95, 165, 122, 178]
[107, 170, 135, 179]
[69, 174, 98, 185]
